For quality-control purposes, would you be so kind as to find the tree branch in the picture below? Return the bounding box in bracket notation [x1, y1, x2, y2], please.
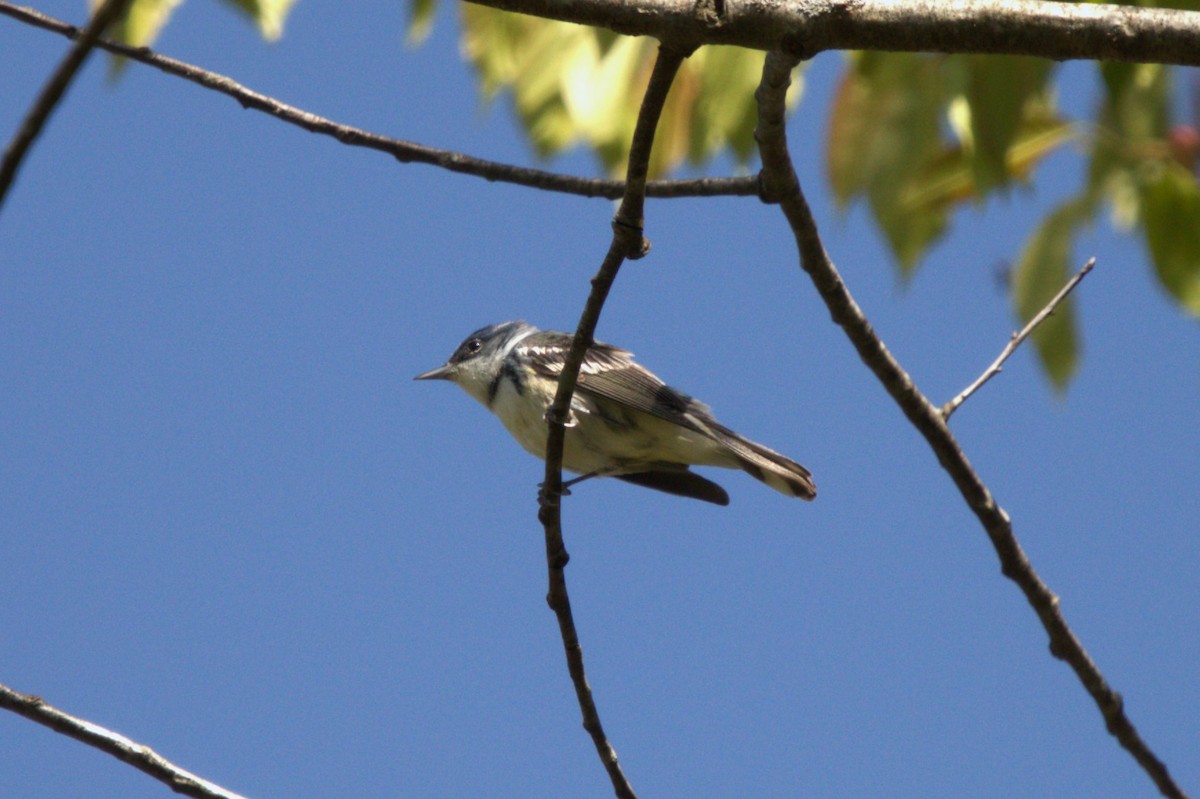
[754, 51, 1187, 799]
[0, 682, 249, 799]
[942, 257, 1096, 421]
[0, 0, 132, 214]
[0, 1, 757, 201]
[536, 43, 690, 799]
[465, 0, 1200, 66]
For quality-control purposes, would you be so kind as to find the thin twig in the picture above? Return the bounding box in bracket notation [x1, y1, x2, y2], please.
[0, 0, 132, 213]
[0, 1, 757, 201]
[754, 51, 1187, 799]
[942, 257, 1096, 420]
[536, 43, 690, 799]
[0, 682, 249, 799]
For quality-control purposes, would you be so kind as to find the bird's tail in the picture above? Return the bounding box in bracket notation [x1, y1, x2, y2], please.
[712, 423, 816, 500]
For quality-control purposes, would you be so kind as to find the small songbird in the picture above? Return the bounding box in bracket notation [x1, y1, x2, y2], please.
[415, 321, 815, 506]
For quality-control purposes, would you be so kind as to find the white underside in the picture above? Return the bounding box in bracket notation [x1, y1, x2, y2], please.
[488, 374, 736, 475]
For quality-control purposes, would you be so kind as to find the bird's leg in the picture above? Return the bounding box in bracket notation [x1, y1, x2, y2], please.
[539, 467, 621, 498]
[561, 472, 601, 490]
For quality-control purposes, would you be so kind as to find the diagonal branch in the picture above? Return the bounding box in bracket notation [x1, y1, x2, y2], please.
[754, 51, 1187, 799]
[0, 0, 132, 214]
[0, 682, 249, 799]
[536, 43, 690, 799]
[0, 1, 756, 201]
[942, 257, 1096, 420]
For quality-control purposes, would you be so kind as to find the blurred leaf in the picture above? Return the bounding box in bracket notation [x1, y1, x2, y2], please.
[1087, 62, 1172, 229]
[1141, 164, 1200, 314]
[1086, 61, 1200, 315]
[223, 0, 298, 40]
[827, 52, 946, 274]
[98, 0, 295, 74]
[460, 7, 797, 177]
[828, 53, 939, 207]
[1013, 199, 1089, 391]
[690, 45, 794, 163]
[959, 55, 1055, 193]
[830, 52, 1072, 278]
[406, 0, 436, 46]
[95, 0, 181, 47]
[95, 0, 181, 77]
[903, 114, 1075, 216]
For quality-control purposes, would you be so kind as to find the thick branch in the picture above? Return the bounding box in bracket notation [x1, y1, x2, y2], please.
[0, 2, 756, 201]
[0, 0, 132, 213]
[942, 258, 1096, 420]
[536, 43, 689, 799]
[0, 682, 248, 799]
[465, 0, 1200, 65]
[754, 51, 1187, 799]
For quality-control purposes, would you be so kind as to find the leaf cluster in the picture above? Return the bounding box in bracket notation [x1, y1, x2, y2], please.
[99, 0, 1200, 388]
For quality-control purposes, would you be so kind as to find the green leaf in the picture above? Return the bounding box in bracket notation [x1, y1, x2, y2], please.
[95, 0, 181, 77]
[1141, 165, 1200, 314]
[829, 53, 1073, 279]
[222, 0, 298, 41]
[1012, 199, 1090, 391]
[903, 115, 1075, 213]
[1087, 62, 1171, 228]
[99, 0, 295, 74]
[406, 0, 437, 46]
[826, 52, 947, 275]
[98, 0, 182, 46]
[460, 8, 794, 177]
[959, 55, 1055, 193]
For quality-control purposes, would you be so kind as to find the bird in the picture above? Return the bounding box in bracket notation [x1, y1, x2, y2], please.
[415, 321, 815, 506]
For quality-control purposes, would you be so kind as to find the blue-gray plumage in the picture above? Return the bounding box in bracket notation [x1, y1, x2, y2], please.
[415, 321, 816, 506]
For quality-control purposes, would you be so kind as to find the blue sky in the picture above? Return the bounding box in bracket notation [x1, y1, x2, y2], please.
[2, 3, 1198, 798]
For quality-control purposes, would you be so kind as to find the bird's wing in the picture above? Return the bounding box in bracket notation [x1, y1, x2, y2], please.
[520, 332, 716, 432]
[614, 470, 730, 505]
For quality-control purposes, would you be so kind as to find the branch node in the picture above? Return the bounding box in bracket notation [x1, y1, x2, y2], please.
[612, 215, 650, 259]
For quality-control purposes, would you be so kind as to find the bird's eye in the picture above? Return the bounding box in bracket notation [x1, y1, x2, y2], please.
[466, 338, 482, 353]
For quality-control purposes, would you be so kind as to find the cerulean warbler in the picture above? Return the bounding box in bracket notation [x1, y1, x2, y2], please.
[415, 321, 816, 506]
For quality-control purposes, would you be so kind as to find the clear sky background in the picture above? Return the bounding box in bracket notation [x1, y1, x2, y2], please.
[2, 3, 1198, 798]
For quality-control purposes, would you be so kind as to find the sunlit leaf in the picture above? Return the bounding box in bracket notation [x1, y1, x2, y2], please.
[459, 7, 796, 177]
[222, 0, 298, 41]
[1141, 164, 1200, 314]
[98, 0, 294, 75]
[1012, 199, 1089, 391]
[96, 0, 181, 45]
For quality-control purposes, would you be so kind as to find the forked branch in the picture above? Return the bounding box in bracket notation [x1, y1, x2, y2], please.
[0, 0, 132, 213]
[754, 51, 1186, 799]
[536, 44, 691, 799]
[942, 258, 1096, 420]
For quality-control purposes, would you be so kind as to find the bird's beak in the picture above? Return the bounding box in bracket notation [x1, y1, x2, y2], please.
[414, 363, 455, 381]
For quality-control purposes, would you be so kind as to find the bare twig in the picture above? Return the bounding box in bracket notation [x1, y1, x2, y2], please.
[0, 1, 757, 201]
[0, 682, 249, 799]
[942, 258, 1096, 420]
[754, 51, 1186, 799]
[0, 0, 132, 213]
[463, 0, 1200, 66]
[536, 43, 690, 799]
